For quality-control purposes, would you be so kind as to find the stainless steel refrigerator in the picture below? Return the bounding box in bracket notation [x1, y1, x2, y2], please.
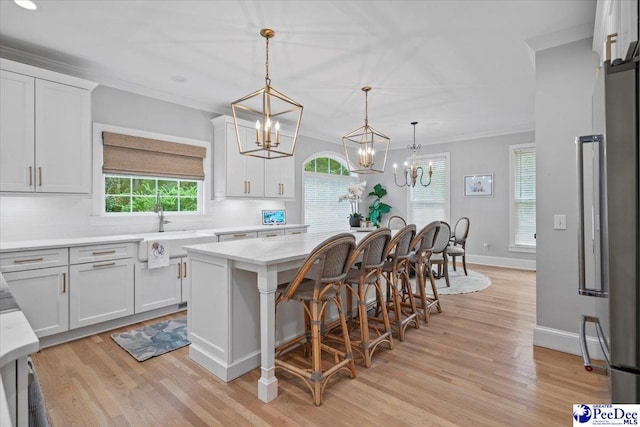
[576, 42, 639, 403]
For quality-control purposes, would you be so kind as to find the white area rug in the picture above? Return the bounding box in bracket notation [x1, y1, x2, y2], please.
[429, 268, 492, 295]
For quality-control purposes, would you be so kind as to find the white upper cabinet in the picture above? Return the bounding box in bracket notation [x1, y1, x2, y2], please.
[0, 59, 97, 194]
[212, 115, 295, 200]
[264, 134, 295, 198]
[0, 70, 35, 192]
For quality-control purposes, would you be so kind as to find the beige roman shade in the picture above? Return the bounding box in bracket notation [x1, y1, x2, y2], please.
[102, 132, 207, 180]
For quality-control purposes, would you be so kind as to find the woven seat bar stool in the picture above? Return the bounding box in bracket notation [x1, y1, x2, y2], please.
[339, 227, 394, 368]
[407, 221, 442, 323]
[380, 224, 419, 341]
[274, 233, 357, 406]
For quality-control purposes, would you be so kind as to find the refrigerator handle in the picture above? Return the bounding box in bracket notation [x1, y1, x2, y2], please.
[575, 135, 608, 297]
[579, 315, 610, 374]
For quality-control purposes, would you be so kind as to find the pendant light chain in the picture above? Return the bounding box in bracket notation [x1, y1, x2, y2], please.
[364, 89, 369, 127]
[265, 36, 271, 87]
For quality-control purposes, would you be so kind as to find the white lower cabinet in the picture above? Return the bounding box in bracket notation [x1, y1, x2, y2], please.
[69, 258, 134, 329]
[218, 231, 258, 242]
[135, 258, 183, 313]
[3, 266, 69, 337]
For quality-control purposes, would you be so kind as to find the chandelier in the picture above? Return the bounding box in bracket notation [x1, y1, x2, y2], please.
[342, 86, 389, 174]
[393, 121, 433, 187]
[231, 28, 303, 159]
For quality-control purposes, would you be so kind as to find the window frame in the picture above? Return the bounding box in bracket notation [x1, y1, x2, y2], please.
[509, 142, 536, 253]
[302, 152, 359, 233]
[406, 152, 451, 228]
[92, 123, 209, 217]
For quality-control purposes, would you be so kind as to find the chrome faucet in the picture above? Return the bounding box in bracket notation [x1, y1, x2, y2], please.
[153, 192, 172, 232]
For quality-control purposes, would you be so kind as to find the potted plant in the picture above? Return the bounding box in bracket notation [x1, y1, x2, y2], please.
[367, 183, 392, 227]
[339, 181, 367, 227]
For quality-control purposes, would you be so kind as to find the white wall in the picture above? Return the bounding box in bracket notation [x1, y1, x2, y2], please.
[350, 131, 537, 269]
[533, 37, 608, 356]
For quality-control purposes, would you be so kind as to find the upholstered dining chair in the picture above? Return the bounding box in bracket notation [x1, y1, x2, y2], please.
[380, 224, 419, 341]
[386, 215, 407, 229]
[408, 221, 441, 323]
[340, 227, 394, 367]
[274, 233, 356, 406]
[428, 221, 452, 287]
[446, 217, 470, 275]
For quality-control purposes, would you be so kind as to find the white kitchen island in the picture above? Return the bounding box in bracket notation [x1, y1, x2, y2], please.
[184, 230, 369, 403]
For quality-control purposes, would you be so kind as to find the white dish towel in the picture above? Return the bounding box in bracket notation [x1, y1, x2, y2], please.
[148, 240, 170, 269]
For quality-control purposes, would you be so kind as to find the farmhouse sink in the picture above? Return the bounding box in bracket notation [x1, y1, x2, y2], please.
[136, 230, 218, 261]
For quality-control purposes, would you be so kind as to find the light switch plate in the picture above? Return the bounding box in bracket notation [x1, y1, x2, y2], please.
[554, 214, 567, 230]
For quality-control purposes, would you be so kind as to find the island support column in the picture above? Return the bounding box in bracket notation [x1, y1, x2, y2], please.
[256, 264, 279, 402]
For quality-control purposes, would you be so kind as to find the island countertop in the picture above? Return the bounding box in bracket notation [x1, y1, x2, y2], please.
[184, 229, 367, 265]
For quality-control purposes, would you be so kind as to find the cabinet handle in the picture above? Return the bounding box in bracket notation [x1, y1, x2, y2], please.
[14, 257, 44, 264]
[233, 233, 247, 238]
[243, 181, 247, 194]
[183, 262, 187, 278]
[38, 167, 42, 187]
[92, 262, 116, 268]
[265, 233, 278, 237]
[177, 262, 182, 279]
[291, 231, 303, 235]
[247, 181, 251, 194]
[61, 272, 66, 293]
[92, 250, 116, 255]
[28, 166, 33, 187]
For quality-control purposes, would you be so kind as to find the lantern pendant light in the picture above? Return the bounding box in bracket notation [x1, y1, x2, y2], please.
[231, 28, 303, 159]
[342, 86, 389, 174]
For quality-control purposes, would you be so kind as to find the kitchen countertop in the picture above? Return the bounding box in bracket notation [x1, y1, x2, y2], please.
[0, 224, 309, 253]
[196, 224, 308, 235]
[0, 234, 144, 253]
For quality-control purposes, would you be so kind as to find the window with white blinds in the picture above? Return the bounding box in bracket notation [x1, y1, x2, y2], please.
[408, 153, 450, 228]
[304, 157, 359, 233]
[510, 143, 536, 250]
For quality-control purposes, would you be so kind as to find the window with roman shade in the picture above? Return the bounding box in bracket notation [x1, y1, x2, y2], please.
[304, 156, 359, 233]
[408, 153, 450, 228]
[102, 132, 206, 180]
[510, 143, 536, 250]
[102, 131, 206, 214]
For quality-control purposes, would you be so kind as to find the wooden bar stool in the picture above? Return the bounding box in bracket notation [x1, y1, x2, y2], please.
[380, 224, 419, 341]
[274, 233, 357, 406]
[408, 221, 441, 323]
[340, 227, 394, 367]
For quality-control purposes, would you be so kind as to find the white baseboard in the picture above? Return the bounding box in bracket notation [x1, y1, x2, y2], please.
[464, 254, 536, 271]
[533, 325, 608, 361]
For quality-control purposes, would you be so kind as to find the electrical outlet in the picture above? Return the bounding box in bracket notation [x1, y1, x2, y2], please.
[483, 242, 489, 251]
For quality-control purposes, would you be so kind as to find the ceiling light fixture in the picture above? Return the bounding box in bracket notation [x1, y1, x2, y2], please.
[393, 121, 433, 187]
[14, 0, 37, 10]
[342, 86, 389, 174]
[231, 28, 303, 159]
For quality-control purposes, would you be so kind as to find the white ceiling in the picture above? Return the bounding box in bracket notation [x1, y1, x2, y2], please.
[0, 0, 596, 147]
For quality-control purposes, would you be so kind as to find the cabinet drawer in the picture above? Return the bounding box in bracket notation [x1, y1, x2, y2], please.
[0, 248, 68, 273]
[218, 232, 258, 242]
[258, 230, 284, 238]
[285, 228, 307, 235]
[70, 242, 134, 264]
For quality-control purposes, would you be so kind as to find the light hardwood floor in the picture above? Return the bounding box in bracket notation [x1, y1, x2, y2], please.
[32, 265, 609, 426]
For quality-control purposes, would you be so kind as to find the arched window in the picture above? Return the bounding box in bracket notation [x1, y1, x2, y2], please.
[303, 155, 359, 233]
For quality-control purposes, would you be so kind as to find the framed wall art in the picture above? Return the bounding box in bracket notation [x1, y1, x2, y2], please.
[464, 174, 493, 197]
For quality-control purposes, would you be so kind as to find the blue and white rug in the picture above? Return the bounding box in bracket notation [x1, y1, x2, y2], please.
[111, 316, 190, 362]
